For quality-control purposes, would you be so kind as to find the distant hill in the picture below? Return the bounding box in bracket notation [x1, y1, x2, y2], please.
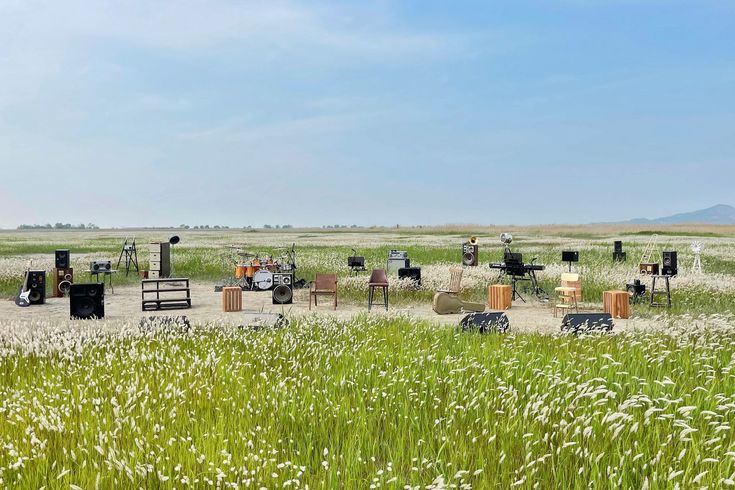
[627, 204, 735, 225]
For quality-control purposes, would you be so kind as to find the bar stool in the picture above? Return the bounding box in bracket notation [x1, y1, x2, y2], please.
[368, 268, 389, 310]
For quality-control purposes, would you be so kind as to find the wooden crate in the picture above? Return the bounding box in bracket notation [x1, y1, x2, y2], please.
[603, 290, 630, 319]
[488, 284, 512, 310]
[222, 287, 242, 312]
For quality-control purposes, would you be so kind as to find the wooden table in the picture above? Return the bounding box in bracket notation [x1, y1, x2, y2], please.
[488, 284, 512, 310]
[603, 290, 630, 319]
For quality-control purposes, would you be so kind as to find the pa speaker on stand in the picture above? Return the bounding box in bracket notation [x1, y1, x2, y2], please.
[662, 251, 678, 276]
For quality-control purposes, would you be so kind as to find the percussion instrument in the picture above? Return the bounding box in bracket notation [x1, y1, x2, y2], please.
[235, 265, 248, 278]
[253, 269, 274, 290]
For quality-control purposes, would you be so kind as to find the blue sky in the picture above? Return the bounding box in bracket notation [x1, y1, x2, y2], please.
[0, 0, 733, 227]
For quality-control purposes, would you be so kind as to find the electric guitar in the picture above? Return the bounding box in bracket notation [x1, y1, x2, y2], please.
[15, 270, 31, 307]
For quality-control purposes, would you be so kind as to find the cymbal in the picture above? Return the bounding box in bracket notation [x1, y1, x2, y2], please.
[237, 252, 256, 257]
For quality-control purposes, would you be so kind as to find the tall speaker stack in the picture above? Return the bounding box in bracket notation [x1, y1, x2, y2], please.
[53, 249, 73, 297]
[613, 241, 626, 262]
[149, 242, 171, 279]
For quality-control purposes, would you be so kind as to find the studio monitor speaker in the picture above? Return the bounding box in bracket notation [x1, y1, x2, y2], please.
[662, 251, 678, 276]
[562, 250, 579, 263]
[614, 241, 623, 253]
[561, 313, 613, 335]
[70, 283, 105, 319]
[460, 312, 510, 334]
[462, 243, 479, 266]
[55, 249, 70, 269]
[27, 270, 46, 305]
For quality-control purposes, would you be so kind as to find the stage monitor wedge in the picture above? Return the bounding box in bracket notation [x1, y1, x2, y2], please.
[460, 312, 510, 334]
[561, 313, 613, 335]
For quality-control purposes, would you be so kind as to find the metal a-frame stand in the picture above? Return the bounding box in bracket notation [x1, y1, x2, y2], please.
[117, 237, 139, 276]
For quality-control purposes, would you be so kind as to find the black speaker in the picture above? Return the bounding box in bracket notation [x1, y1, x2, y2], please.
[613, 251, 627, 262]
[460, 312, 510, 334]
[562, 250, 579, 262]
[272, 284, 293, 304]
[27, 270, 46, 305]
[462, 243, 479, 266]
[561, 313, 613, 335]
[398, 267, 421, 286]
[662, 251, 678, 276]
[70, 283, 105, 319]
[614, 241, 623, 253]
[55, 249, 70, 268]
[90, 260, 112, 272]
[347, 256, 365, 268]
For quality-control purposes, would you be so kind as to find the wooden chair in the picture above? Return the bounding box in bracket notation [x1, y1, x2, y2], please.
[368, 269, 389, 310]
[310, 273, 337, 310]
[554, 273, 579, 317]
[560, 272, 582, 302]
[437, 268, 463, 295]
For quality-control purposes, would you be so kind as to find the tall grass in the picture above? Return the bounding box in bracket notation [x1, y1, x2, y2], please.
[0, 316, 734, 488]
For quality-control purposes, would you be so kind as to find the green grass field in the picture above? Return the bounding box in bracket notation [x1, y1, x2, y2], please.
[0, 316, 734, 488]
[2, 227, 735, 487]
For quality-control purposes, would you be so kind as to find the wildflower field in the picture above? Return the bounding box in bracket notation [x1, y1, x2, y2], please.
[1, 226, 735, 488]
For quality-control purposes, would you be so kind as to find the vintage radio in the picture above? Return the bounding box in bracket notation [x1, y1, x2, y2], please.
[639, 262, 659, 275]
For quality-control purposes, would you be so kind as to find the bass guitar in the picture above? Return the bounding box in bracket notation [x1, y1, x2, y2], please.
[15, 270, 31, 307]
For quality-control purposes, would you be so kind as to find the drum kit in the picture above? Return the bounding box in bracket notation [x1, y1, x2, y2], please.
[230, 244, 303, 291]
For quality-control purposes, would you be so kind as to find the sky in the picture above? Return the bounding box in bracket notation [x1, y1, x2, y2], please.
[0, 0, 733, 228]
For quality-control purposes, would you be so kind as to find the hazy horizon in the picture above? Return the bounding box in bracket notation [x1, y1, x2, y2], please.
[1, 1, 733, 229]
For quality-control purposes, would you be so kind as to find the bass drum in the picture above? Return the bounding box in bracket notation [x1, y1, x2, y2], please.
[253, 269, 274, 290]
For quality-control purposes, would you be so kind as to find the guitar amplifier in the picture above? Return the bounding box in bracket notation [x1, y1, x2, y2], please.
[387, 258, 410, 274]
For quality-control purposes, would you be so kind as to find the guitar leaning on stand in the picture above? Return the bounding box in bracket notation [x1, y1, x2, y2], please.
[15, 270, 31, 307]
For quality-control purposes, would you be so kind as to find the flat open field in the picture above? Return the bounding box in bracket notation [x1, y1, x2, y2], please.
[1, 226, 735, 487]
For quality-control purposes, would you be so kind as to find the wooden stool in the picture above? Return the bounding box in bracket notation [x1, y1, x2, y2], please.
[650, 275, 672, 308]
[603, 290, 630, 319]
[554, 286, 579, 317]
[488, 284, 512, 310]
[222, 286, 242, 312]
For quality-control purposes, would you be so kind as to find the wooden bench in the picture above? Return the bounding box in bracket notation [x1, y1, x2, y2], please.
[142, 278, 191, 311]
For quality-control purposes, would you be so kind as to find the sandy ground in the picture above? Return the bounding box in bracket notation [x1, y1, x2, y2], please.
[0, 280, 657, 334]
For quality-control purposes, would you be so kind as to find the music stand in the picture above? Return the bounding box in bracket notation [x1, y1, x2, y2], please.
[117, 237, 139, 276]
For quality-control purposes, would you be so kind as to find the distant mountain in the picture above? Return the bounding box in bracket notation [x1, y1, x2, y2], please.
[627, 204, 735, 225]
